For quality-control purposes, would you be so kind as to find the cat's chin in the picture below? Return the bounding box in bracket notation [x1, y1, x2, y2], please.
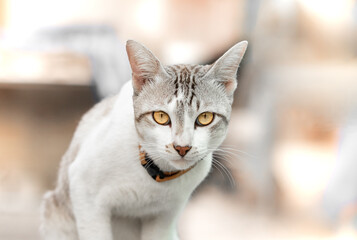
[169, 158, 196, 170]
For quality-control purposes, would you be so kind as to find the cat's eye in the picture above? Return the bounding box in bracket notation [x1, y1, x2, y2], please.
[196, 112, 214, 126]
[153, 111, 171, 125]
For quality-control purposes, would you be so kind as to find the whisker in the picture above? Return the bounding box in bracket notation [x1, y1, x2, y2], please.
[219, 146, 257, 159]
[210, 148, 254, 161]
[217, 160, 235, 188]
[211, 161, 225, 180]
[144, 161, 155, 170]
[212, 153, 234, 166]
[212, 159, 235, 189]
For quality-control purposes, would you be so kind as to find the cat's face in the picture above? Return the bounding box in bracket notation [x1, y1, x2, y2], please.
[127, 40, 247, 171]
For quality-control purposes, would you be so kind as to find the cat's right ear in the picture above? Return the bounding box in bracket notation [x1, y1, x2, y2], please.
[126, 40, 166, 94]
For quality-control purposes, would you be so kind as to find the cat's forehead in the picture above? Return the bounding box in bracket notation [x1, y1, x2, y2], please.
[164, 64, 211, 79]
[163, 64, 214, 105]
[135, 63, 230, 117]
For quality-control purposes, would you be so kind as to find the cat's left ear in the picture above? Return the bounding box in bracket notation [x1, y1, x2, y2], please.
[205, 41, 248, 96]
[126, 40, 168, 94]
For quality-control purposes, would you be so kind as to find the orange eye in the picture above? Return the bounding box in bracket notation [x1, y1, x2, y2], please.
[153, 111, 170, 125]
[196, 112, 214, 126]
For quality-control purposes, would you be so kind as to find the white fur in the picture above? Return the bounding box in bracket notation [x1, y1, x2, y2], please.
[65, 82, 212, 240]
[41, 40, 248, 240]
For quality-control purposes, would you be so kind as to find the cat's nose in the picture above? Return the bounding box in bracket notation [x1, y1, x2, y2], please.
[174, 145, 192, 157]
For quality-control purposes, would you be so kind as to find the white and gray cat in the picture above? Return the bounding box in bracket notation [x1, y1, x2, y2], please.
[41, 40, 248, 240]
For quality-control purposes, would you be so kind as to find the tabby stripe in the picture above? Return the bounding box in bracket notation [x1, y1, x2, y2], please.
[215, 113, 229, 125]
[196, 100, 200, 110]
[136, 112, 152, 122]
[188, 75, 196, 106]
[194, 66, 200, 74]
[174, 75, 179, 97]
[209, 118, 227, 132]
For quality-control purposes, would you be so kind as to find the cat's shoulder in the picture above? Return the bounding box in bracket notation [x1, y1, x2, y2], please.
[71, 94, 118, 145]
[83, 95, 118, 122]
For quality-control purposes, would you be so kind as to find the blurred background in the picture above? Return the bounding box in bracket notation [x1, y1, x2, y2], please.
[1, 0, 357, 239]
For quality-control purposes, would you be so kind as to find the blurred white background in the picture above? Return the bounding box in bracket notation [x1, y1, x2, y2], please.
[1, 0, 357, 239]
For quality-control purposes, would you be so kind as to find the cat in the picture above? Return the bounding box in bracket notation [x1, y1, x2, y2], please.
[40, 39, 248, 240]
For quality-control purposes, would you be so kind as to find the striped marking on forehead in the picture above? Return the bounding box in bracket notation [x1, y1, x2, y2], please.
[165, 64, 208, 107]
[165, 65, 210, 135]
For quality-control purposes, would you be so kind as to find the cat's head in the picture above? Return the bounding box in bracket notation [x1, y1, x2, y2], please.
[126, 40, 247, 171]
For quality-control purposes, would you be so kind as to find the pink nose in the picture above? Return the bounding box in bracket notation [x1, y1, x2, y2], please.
[174, 145, 192, 157]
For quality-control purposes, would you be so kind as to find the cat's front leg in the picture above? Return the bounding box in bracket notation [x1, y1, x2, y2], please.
[141, 211, 181, 240]
[70, 179, 113, 240]
[72, 200, 113, 240]
[73, 207, 112, 240]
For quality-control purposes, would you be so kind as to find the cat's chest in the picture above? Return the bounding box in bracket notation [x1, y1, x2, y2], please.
[110, 174, 186, 217]
[107, 160, 210, 218]
[71, 130, 211, 217]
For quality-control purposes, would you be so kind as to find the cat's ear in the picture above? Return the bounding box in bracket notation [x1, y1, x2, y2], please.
[205, 41, 248, 96]
[126, 40, 166, 94]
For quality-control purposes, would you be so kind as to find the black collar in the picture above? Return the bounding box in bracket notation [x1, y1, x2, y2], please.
[139, 146, 195, 182]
